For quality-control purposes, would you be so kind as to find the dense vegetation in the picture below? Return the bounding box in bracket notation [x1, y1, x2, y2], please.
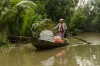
[0, 0, 100, 46]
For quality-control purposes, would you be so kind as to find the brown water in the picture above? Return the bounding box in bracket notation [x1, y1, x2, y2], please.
[0, 33, 100, 66]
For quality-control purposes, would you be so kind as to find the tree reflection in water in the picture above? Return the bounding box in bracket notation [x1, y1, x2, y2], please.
[40, 45, 100, 66]
[40, 49, 68, 66]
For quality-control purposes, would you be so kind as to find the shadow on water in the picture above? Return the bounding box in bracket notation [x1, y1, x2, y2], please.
[0, 33, 100, 66]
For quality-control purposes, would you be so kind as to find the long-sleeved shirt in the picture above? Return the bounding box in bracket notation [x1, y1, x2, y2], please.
[54, 23, 67, 31]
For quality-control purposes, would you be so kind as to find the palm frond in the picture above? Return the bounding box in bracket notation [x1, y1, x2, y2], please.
[16, 1, 36, 9]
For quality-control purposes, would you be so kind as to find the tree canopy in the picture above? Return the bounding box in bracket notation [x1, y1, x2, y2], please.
[0, 0, 100, 45]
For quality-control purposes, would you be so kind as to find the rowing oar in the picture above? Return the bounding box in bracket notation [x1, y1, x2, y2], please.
[72, 36, 91, 44]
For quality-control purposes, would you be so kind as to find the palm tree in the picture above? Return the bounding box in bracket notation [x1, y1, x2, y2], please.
[16, 1, 37, 36]
[0, 0, 39, 43]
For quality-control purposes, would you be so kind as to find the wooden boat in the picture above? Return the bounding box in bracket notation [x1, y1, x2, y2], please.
[32, 37, 68, 49]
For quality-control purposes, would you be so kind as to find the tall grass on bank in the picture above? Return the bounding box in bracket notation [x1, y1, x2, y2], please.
[0, 32, 9, 47]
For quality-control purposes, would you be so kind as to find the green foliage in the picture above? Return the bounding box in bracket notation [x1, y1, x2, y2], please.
[0, 0, 20, 32]
[21, 12, 42, 36]
[0, 0, 38, 36]
[34, 1, 47, 18]
[32, 19, 55, 37]
[0, 0, 100, 46]
[14, 1, 38, 37]
[92, 13, 100, 32]
[45, 0, 79, 22]
[70, 9, 87, 31]
[92, 0, 100, 32]
[81, 0, 100, 31]
[0, 39, 9, 47]
[0, 0, 42, 45]
[0, 31, 9, 47]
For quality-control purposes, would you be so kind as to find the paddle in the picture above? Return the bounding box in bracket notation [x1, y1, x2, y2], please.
[64, 31, 91, 44]
[54, 29, 91, 44]
[72, 36, 91, 44]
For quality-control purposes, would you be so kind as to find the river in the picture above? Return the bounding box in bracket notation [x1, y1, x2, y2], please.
[0, 33, 100, 66]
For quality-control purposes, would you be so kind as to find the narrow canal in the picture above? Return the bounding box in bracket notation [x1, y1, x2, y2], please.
[0, 33, 100, 66]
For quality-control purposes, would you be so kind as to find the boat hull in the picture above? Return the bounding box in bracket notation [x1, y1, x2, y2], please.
[31, 37, 68, 49]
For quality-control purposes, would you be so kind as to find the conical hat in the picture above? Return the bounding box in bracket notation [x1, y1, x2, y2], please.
[59, 18, 64, 22]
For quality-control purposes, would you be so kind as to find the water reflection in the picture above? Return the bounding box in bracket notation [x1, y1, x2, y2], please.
[0, 44, 100, 66]
[35, 45, 100, 66]
[54, 50, 67, 66]
[0, 33, 100, 66]
[39, 49, 67, 66]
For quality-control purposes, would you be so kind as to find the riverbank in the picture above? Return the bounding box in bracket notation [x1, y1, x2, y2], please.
[0, 32, 100, 47]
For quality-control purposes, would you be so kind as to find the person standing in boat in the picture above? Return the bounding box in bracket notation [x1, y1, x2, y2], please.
[54, 18, 67, 38]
